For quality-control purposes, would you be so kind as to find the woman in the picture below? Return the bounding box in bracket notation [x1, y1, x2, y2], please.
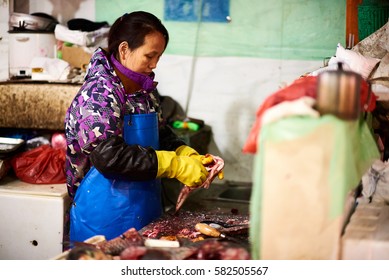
[64, 11, 215, 241]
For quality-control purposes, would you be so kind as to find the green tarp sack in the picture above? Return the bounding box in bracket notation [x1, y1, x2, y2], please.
[249, 115, 380, 259]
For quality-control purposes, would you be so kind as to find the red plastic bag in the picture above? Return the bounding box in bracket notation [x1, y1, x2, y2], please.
[11, 144, 66, 184]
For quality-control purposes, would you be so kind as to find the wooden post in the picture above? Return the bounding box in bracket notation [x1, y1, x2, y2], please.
[346, 0, 363, 48]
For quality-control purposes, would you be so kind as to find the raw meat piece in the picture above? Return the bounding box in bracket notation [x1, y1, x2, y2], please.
[96, 228, 144, 255]
[186, 240, 250, 260]
[175, 155, 224, 213]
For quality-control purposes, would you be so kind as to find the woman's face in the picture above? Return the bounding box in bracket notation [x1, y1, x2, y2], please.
[119, 31, 166, 76]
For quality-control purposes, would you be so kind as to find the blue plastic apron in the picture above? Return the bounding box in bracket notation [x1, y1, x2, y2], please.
[70, 112, 162, 241]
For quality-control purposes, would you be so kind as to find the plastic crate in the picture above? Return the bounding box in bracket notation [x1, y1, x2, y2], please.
[358, 3, 389, 41]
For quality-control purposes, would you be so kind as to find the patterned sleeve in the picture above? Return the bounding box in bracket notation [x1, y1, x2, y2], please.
[72, 81, 124, 155]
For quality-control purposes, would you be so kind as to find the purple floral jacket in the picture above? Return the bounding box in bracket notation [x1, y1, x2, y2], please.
[64, 48, 184, 199]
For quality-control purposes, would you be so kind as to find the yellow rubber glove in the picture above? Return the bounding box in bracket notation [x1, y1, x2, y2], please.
[175, 145, 224, 180]
[156, 151, 208, 187]
[175, 145, 213, 165]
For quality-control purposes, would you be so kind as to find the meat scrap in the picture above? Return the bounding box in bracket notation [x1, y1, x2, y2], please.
[141, 211, 208, 240]
[186, 240, 250, 260]
[120, 246, 198, 260]
[65, 226, 250, 260]
[66, 246, 113, 260]
[119, 240, 250, 260]
[175, 155, 225, 213]
[96, 228, 144, 256]
[140, 210, 249, 241]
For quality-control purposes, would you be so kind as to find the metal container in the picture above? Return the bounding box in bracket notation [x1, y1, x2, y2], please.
[316, 62, 362, 120]
[9, 12, 57, 32]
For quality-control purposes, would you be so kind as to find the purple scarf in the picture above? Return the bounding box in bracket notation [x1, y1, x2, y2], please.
[110, 54, 156, 92]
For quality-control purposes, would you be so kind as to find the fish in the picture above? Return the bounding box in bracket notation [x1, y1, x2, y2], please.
[175, 155, 225, 213]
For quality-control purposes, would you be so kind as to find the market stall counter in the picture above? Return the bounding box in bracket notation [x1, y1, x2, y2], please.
[55, 182, 251, 260]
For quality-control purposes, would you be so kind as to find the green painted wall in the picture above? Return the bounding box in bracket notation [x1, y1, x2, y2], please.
[96, 0, 346, 60]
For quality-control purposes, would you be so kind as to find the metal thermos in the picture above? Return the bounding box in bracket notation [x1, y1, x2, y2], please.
[316, 62, 362, 120]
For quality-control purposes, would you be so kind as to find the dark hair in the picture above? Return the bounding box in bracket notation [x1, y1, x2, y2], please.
[108, 11, 169, 57]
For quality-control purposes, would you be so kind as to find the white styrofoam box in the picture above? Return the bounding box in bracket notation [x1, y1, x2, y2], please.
[0, 176, 70, 260]
[341, 201, 389, 260]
